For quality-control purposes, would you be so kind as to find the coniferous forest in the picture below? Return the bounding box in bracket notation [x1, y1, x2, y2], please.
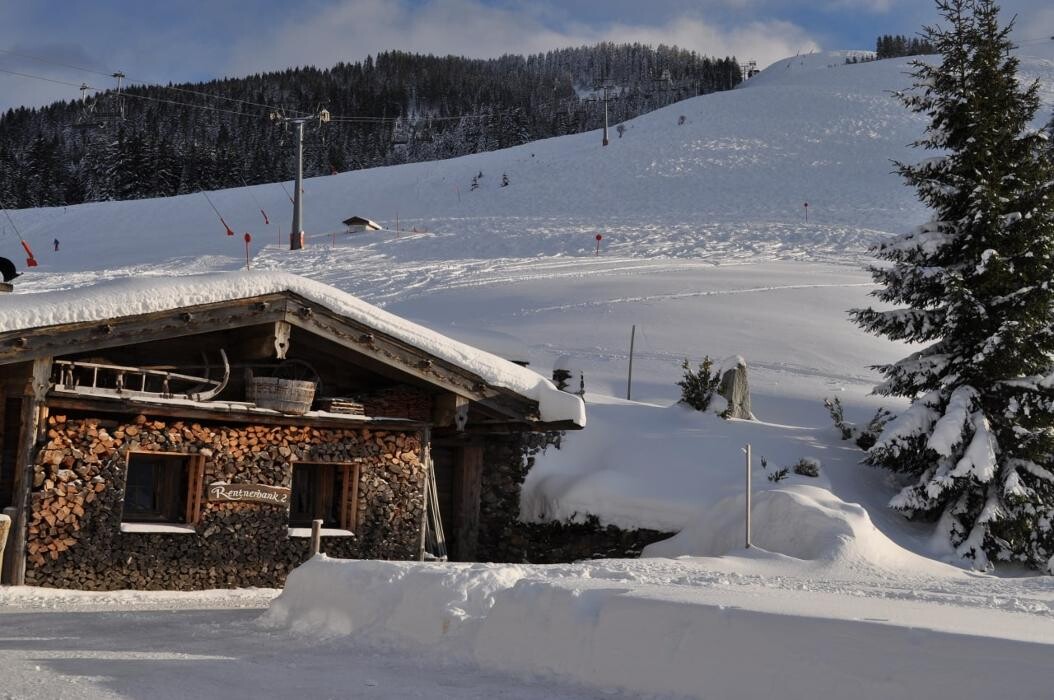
[0, 43, 742, 208]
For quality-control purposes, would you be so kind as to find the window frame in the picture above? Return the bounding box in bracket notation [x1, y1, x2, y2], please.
[288, 462, 360, 532]
[121, 450, 205, 526]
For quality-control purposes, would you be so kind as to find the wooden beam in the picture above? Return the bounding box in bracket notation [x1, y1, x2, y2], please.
[8, 357, 51, 585]
[45, 395, 427, 432]
[0, 294, 289, 365]
[451, 445, 483, 562]
[432, 393, 470, 428]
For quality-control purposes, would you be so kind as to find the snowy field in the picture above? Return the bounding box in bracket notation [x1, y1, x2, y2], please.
[3, 47, 1054, 698]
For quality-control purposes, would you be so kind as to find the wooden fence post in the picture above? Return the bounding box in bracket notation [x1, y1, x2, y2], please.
[310, 519, 322, 556]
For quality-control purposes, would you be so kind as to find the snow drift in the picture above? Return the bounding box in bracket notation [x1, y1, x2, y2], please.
[264, 556, 1054, 700]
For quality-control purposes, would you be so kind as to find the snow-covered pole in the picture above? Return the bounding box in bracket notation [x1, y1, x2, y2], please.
[744, 443, 752, 548]
[290, 118, 306, 250]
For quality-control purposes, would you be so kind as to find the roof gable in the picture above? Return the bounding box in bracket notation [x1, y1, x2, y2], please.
[0, 272, 585, 427]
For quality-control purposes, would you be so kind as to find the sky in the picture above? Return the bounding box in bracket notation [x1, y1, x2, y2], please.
[0, 0, 1052, 112]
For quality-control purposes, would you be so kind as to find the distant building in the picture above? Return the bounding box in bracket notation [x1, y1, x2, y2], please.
[342, 216, 382, 233]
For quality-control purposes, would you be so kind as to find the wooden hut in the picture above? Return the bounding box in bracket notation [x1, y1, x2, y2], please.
[342, 216, 382, 233]
[0, 272, 584, 589]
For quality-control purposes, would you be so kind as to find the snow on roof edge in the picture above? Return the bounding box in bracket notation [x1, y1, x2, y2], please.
[0, 271, 585, 427]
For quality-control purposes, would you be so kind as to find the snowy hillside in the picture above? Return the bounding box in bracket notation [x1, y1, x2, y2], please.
[4, 46, 1054, 573]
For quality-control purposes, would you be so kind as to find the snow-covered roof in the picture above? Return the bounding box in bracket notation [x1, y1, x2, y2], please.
[0, 271, 585, 427]
[342, 216, 381, 229]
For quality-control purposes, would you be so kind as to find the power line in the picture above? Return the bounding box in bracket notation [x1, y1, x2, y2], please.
[0, 45, 513, 125]
[0, 46, 311, 118]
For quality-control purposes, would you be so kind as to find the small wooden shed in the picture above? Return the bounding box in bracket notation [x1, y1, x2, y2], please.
[0, 272, 584, 589]
[342, 216, 382, 233]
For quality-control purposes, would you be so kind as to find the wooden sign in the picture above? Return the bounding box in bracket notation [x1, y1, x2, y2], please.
[207, 482, 290, 505]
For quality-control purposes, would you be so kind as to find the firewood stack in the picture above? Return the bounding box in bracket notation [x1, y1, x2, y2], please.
[358, 387, 433, 422]
[25, 413, 424, 590]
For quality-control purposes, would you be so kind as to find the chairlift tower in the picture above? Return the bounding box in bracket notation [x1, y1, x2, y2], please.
[272, 109, 330, 250]
[592, 78, 617, 147]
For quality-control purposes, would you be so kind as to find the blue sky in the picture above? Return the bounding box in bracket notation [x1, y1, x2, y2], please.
[1, 0, 1052, 111]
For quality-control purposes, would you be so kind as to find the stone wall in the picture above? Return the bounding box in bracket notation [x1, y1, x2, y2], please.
[26, 412, 424, 590]
[476, 432, 673, 564]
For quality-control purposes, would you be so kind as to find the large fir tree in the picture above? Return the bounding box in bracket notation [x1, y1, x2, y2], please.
[853, 0, 1054, 572]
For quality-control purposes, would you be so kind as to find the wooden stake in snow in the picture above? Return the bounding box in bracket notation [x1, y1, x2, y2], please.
[744, 443, 752, 549]
[310, 519, 322, 556]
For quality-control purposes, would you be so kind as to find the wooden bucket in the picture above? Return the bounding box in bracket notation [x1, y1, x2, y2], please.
[248, 375, 316, 414]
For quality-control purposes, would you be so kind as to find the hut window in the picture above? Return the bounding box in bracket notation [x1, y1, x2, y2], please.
[122, 452, 204, 525]
[289, 463, 359, 531]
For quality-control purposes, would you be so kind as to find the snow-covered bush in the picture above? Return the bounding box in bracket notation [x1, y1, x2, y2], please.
[677, 357, 722, 412]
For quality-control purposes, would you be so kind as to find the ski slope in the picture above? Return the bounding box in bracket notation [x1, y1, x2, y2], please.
[4, 48, 1054, 567]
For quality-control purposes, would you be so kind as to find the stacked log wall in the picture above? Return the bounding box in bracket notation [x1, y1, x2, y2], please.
[25, 413, 423, 590]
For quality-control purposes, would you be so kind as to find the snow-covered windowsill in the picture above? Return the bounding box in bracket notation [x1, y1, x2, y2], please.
[288, 527, 355, 538]
[120, 522, 197, 535]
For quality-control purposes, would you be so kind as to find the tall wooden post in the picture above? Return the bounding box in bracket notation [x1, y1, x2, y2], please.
[745, 443, 752, 549]
[310, 519, 322, 556]
[9, 357, 51, 585]
[626, 324, 636, 400]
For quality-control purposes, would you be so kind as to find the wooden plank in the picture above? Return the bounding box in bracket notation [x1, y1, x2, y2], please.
[451, 445, 484, 562]
[8, 357, 51, 585]
[207, 482, 290, 506]
[348, 463, 361, 533]
[44, 395, 427, 432]
[186, 455, 206, 525]
[339, 465, 352, 530]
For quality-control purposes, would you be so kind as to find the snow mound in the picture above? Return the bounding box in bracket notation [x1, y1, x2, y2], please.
[644, 485, 895, 565]
[264, 556, 1054, 699]
[0, 270, 584, 426]
[263, 556, 526, 644]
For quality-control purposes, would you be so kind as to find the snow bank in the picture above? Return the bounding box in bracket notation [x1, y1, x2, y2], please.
[0, 270, 584, 426]
[264, 556, 527, 644]
[264, 557, 1054, 700]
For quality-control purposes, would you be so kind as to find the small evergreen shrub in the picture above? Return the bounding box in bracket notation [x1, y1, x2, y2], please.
[792, 458, 820, 478]
[824, 396, 893, 451]
[678, 357, 722, 411]
[767, 468, 790, 483]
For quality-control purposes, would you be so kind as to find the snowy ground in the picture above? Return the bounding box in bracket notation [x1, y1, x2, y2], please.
[3, 47, 1054, 698]
[0, 587, 618, 700]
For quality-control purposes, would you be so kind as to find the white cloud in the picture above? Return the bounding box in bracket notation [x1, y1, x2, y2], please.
[229, 0, 819, 76]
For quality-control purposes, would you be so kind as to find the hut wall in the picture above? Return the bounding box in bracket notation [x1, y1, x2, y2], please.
[25, 412, 424, 590]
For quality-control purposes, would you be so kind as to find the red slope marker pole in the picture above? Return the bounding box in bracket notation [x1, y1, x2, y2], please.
[595, 233, 603, 256]
[20, 239, 38, 267]
[804, 202, 809, 223]
[244, 233, 252, 270]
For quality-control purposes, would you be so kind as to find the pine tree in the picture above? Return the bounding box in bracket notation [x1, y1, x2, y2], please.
[853, 0, 1054, 572]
